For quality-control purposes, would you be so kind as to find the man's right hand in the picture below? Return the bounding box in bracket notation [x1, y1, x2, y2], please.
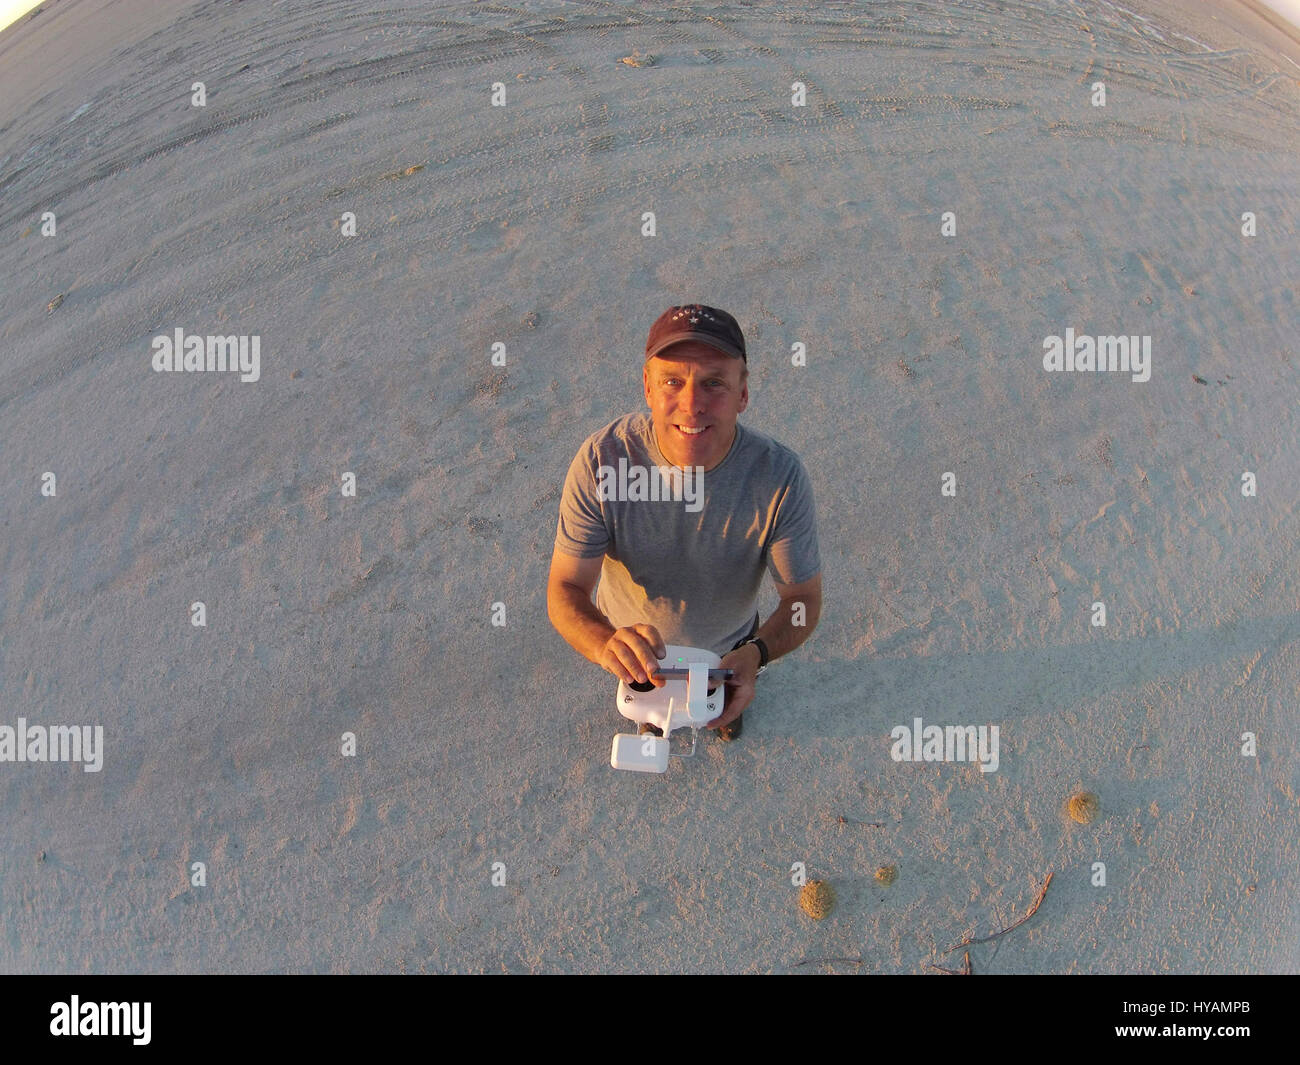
[600, 624, 667, 687]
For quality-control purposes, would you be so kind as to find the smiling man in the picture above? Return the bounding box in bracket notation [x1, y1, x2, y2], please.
[547, 303, 822, 741]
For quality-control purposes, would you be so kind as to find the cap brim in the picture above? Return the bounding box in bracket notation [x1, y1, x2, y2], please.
[645, 333, 745, 362]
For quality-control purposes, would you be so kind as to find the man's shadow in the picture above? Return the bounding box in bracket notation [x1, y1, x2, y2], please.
[755, 611, 1300, 739]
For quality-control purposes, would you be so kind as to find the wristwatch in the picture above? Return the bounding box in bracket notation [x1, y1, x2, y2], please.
[740, 636, 769, 676]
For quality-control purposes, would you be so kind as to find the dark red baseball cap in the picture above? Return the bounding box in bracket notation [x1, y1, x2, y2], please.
[645, 304, 747, 363]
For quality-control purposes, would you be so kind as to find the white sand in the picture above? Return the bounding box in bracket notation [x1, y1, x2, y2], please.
[0, 0, 1297, 973]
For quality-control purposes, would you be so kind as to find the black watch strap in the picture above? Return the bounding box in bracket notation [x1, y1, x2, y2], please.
[746, 636, 770, 669]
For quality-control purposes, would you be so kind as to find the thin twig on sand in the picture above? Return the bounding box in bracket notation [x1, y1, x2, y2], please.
[927, 950, 973, 975]
[943, 871, 1053, 955]
[835, 815, 885, 827]
[795, 956, 866, 967]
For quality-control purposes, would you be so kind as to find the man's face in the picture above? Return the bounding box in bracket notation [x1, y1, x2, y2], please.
[643, 341, 749, 471]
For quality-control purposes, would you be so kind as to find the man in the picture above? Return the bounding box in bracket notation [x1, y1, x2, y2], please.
[546, 303, 822, 741]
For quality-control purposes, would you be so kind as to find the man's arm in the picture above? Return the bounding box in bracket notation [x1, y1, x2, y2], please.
[546, 545, 666, 686]
[754, 571, 823, 664]
[546, 547, 613, 665]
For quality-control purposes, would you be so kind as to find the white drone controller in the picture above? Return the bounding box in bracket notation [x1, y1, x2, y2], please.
[609, 645, 728, 773]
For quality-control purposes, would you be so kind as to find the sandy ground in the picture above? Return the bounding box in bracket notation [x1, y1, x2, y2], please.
[0, 0, 1297, 973]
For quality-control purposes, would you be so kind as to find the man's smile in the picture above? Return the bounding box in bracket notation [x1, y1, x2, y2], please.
[675, 424, 710, 436]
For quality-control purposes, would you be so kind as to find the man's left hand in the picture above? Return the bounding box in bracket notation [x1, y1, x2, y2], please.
[708, 641, 761, 730]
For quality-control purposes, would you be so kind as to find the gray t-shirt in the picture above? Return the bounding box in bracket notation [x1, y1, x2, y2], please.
[554, 412, 821, 656]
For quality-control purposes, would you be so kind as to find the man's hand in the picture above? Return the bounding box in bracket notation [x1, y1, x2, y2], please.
[708, 641, 761, 729]
[599, 624, 667, 687]
[548, 549, 666, 683]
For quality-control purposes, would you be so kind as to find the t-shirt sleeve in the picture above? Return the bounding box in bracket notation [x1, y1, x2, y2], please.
[554, 442, 610, 558]
[767, 455, 821, 586]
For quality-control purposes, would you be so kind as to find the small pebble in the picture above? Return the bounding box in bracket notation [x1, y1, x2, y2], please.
[875, 864, 897, 886]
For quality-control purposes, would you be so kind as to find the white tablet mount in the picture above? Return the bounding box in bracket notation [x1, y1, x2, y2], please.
[609, 645, 727, 773]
